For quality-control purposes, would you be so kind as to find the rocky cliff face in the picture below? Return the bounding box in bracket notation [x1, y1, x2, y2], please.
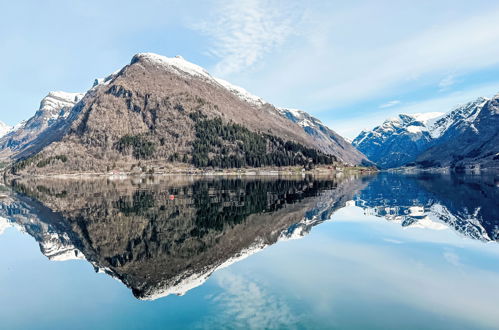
[352, 96, 498, 170]
[352, 112, 442, 169]
[5, 53, 368, 175]
[278, 108, 370, 166]
[415, 95, 499, 171]
[0, 91, 83, 161]
[0, 121, 12, 139]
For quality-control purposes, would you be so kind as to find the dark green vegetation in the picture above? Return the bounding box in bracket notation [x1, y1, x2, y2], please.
[116, 135, 156, 159]
[10, 154, 68, 174]
[36, 155, 68, 168]
[189, 112, 337, 168]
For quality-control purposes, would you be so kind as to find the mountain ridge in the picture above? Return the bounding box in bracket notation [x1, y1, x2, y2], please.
[352, 96, 498, 170]
[3, 52, 369, 175]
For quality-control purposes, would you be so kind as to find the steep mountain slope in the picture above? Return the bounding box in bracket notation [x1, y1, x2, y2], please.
[0, 121, 12, 138]
[352, 112, 442, 168]
[415, 95, 499, 170]
[8, 53, 367, 175]
[211, 78, 369, 165]
[0, 91, 83, 161]
[278, 108, 370, 165]
[352, 96, 496, 169]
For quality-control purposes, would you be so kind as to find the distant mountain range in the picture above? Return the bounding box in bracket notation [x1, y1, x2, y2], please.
[352, 96, 499, 170]
[1, 53, 369, 176]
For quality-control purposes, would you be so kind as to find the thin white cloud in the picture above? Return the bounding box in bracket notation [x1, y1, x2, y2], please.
[383, 238, 404, 244]
[379, 100, 401, 108]
[438, 74, 457, 91]
[236, 4, 499, 115]
[193, 0, 302, 76]
[312, 8, 499, 105]
[443, 250, 462, 267]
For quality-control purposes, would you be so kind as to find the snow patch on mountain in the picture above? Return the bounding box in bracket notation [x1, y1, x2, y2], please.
[132, 53, 213, 81]
[0, 121, 12, 138]
[214, 78, 266, 107]
[352, 96, 492, 168]
[39, 91, 84, 120]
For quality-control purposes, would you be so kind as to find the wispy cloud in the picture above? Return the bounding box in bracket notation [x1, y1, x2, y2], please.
[312, 8, 499, 106]
[443, 249, 462, 267]
[383, 238, 403, 244]
[439, 74, 457, 91]
[239, 3, 499, 115]
[379, 100, 401, 108]
[193, 0, 302, 76]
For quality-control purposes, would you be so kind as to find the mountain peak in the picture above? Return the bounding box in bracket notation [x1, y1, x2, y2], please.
[353, 93, 499, 169]
[38, 91, 84, 118]
[130, 52, 212, 81]
[0, 121, 12, 138]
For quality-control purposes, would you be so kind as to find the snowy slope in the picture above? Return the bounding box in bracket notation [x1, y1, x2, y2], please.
[3, 52, 368, 166]
[277, 108, 370, 165]
[0, 121, 12, 138]
[352, 97, 493, 169]
[0, 91, 83, 160]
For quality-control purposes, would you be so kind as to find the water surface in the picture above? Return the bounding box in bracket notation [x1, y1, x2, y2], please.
[0, 173, 498, 329]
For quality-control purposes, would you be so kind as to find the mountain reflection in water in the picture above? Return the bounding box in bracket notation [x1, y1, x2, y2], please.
[0, 175, 367, 300]
[0, 172, 497, 300]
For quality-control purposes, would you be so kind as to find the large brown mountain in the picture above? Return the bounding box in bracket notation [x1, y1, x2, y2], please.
[8, 53, 369, 175]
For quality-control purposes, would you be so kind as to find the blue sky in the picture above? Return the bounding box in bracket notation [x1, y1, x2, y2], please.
[3, 0, 499, 138]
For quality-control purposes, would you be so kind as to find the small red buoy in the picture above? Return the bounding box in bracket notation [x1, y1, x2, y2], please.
[169, 195, 175, 200]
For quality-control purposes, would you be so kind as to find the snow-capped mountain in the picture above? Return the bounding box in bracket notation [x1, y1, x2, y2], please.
[5, 52, 369, 175]
[128, 53, 369, 165]
[352, 112, 443, 169]
[352, 96, 496, 169]
[415, 96, 498, 170]
[0, 121, 12, 138]
[0, 91, 83, 161]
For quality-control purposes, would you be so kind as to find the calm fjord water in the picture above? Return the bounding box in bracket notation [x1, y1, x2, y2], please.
[0, 173, 498, 329]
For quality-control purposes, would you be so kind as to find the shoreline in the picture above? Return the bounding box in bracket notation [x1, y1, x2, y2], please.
[3, 165, 377, 180]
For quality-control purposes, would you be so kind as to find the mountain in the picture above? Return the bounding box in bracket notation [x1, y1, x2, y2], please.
[0, 121, 12, 138]
[352, 96, 498, 170]
[415, 95, 499, 170]
[0, 91, 83, 161]
[352, 112, 443, 169]
[277, 108, 370, 165]
[5, 53, 369, 175]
